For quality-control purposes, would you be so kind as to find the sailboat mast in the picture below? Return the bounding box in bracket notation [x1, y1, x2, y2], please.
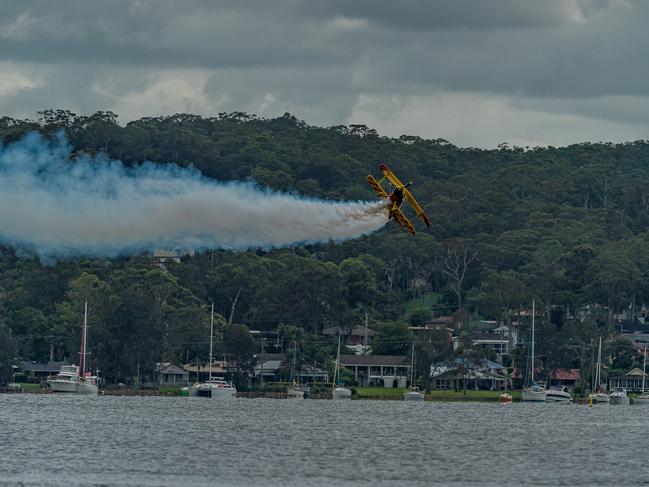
[209, 302, 214, 382]
[643, 344, 647, 395]
[410, 340, 415, 385]
[596, 336, 602, 390]
[531, 299, 535, 383]
[292, 340, 297, 383]
[79, 301, 88, 378]
[333, 333, 341, 391]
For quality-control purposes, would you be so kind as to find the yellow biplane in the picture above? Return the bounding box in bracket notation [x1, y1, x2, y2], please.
[367, 163, 430, 236]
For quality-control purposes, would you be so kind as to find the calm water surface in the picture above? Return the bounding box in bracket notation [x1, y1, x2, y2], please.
[1, 394, 648, 486]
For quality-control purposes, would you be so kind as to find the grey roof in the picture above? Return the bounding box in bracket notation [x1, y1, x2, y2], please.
[339, 355, 408, 366]
[156, 363, 188, 374]
[20, 361, 65, 373]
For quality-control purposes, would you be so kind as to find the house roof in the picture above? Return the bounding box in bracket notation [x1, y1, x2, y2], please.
[610, 367, 646, 380]
[511, 368, 581, 381]
[156, 363, 188, 375]
[454, 358, 506, 370]
[465, 332, 509, 342]
[322, 326, 375, 337]
[20, 361, 66, 373]
[339, 354, 408, 366]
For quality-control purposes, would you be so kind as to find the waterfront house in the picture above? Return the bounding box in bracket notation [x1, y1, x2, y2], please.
[609, 367, 647, 392]
[339, 354, 409, 387]
[431, 358, 508, 391]
[249, 353, 329, 385]
[19, 361, 67, 383]
[154, 363, 189, 386]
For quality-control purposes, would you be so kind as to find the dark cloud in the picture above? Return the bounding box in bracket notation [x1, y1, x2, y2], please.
[0, 0, 647, 147]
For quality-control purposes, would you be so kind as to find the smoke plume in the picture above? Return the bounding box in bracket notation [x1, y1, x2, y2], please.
[0, 132, 388, 259]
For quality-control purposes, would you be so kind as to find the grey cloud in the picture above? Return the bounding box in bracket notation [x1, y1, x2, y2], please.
[0, 0, 647, 148]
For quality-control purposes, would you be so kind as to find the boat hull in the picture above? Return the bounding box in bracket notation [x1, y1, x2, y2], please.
[77, 381, 98, 395]
[546, 391, 572, 403]
[610, 394, 629, 405]
[287, 387, 305, 399]
[404, 391, 425, 401]
[332, 387, 352, 400]
[595, 393, 610, 403]
[521, 388, 546, 402]
[49, 380, 79, 393]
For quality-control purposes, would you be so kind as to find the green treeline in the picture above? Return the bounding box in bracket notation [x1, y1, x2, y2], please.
[1, 109, 649, 385]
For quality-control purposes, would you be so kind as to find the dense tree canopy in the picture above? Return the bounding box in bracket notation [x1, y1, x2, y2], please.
[1, 110, 648, 385]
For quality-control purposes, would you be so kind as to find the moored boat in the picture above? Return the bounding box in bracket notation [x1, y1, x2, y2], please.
[190, 377, 236, 398]
[499, 393, 513, 403]
[522, 384, 546, 402]
[634, 345, 649, 405]
[546, 386, 572, 403]
[49, 365, 81, 393]
[610, 388, 629, 405]
[404, 387, 425, 401]
[332, 334, 351, 400]
[190, 303, 237, 399]
[49, 302, 98, 395]
[521, 300, 546, 403]
[403, 341, 424, 401]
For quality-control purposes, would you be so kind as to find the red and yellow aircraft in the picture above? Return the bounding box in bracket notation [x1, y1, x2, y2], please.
[367, 163, 430, 236]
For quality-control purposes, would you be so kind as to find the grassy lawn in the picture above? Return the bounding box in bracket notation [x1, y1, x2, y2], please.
[426, 389, 521, 402]
[356, 387, 408, 399]
[355, 387, 521, 402]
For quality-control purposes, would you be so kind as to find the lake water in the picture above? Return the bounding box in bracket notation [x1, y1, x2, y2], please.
[1, 394, 648, 486]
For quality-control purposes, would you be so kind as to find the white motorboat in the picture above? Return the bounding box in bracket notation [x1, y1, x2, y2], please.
[49, 302, 98, 395]
[404, 341, 424, 401]
[333, 386, 352, 400]
[634, 345, 649, 405]
[190, 303, 237, 399]
[546, 385, 572, 403]
[404, 387, 425, 401]
[521, 300, 546, 403]
[49, 364, 81, 393]
[610, 388, 629, 405]
[332, 334, 351, 400]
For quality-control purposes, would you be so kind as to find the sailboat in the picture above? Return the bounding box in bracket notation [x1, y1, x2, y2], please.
[404, 340, 424, 401]
[190, 303, 236, 399]
[634, 345, 649, 405]
[521, 300, 546, 402]
[287, 341, 305, 399]
[332, 334, 351, 400]
[588, 337, 610, 404]
[50, 302, 98, 395]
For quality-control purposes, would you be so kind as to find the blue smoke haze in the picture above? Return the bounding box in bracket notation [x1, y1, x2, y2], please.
[0, 132, 387, 259]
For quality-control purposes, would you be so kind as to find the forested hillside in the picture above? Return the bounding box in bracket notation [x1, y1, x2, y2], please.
[1, 109, 649, 385]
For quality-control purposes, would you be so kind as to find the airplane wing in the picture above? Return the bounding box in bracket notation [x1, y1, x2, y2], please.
[403, 189, 431, 227]
[391, 207, 416, 236]
[378, 163, 405, 188]
[367, 174, 388, 198]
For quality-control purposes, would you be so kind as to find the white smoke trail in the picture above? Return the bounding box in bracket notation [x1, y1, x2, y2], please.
[0, 132, 388, 258]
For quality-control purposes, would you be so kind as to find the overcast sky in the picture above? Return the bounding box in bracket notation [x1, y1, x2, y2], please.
[0, 0, 646, 148]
